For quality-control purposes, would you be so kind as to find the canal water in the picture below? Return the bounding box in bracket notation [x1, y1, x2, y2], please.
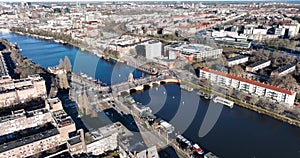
[0, 32, 144, 85]
[2, 32, 300, 158]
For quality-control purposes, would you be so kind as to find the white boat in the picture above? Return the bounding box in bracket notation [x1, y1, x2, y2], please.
[213, 96, 234, 108]
[192, 143, 204, 155]
[176, 135, 192, 147]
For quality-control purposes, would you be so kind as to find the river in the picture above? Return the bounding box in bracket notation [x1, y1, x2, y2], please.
[1, 32, 300, 158]
[0, 32, 144, 85]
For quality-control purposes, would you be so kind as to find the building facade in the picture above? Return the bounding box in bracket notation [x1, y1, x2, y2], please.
[270, 64, 296, 77]
[136, 41, 162, 60]
[227, 55, 249, 67]
[0, 128, 61, 158]
[246, 60, 271, 72]
[0, 108, 52, 137]
[0, 74, 47, 107]
[199, 68, 296, 106]
[164, 43, 222, 62]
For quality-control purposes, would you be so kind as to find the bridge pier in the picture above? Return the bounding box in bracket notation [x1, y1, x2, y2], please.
[114, 78, 180, 96]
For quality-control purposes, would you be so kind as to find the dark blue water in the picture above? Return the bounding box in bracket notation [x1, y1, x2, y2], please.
[0, 33, 144, 85]
[132, 85, 300, 158]
[2, 32, 300, 158]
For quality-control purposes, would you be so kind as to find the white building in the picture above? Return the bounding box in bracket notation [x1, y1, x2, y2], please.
[199, 68, 296, 106]
[86, 123, 121, 155]
[0, 108, 52, 137]
[246, 60, 271, 72]
[227, 55, 249, 67]
[270, 64, 296, 77]
[164, 43, 222, 62]
[136, 41, 162, 60]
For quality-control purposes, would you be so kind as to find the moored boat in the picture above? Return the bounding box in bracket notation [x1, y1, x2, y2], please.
[192, 143, 204, 155]
[213, 96, 234, 108]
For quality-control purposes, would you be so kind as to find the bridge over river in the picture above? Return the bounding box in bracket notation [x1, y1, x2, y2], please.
[110, 74, 180, 96]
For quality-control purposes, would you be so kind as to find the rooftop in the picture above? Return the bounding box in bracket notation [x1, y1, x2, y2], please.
[247, 60, 270, 68]
[52, 110, 74, 127]
[67, 135, 81, 146]
[90, 122, 122, 140]
[0, 128, 59, 153]
[0, 108, 48, 124]
[227, 55, 248, 62]
[272, 64, 295, 73]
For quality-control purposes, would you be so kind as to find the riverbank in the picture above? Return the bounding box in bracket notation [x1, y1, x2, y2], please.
[10, 30, 156, 75]
[181, 80, 300, 128]
[0, 38, 55, 93]
[12, 30, 105, 59]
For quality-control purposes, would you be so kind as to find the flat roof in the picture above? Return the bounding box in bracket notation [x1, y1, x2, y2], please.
[0, 128, 59, 153]
[67, 135, 81, 146]
[247, 60, 270, 68]
[202, 68, 294, 95]
[273, 64, 295, 73]
[227, 55, 248, 62]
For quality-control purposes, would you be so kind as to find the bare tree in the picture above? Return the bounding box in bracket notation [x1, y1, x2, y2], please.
[269, 74, 281, 86]
[284, 74, 298, 90]
[230, 65, 244, 76]
[58, 58, 64, 69]
[129, 48, 137, 57]
[64, 56, 72, 72]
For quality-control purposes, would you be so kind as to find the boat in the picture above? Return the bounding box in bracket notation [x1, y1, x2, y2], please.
[204, 94, 210, 99]
[213, 96, 234, 108]
[197, 91, 205, 96]
[192, 143, 204, 155]
[176, 135, 192, 147]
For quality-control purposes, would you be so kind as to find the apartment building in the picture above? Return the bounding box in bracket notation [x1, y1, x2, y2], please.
[136, 41, 162, 61]
[0, 51, 9, 79]
[0, 128, 61, 158]
[270, 64, 296, 77]
[67, 129, 86, 156]
[52, 110, 76, 142]
[0, 74, 47, 107]
[0, 108, 52, 137]
[246, 60, 271, 72]
[45, 97, 63, 111]
[227, 55, 249, 67]
[164, 43, 222, 62]
[199, 68, 296, 106]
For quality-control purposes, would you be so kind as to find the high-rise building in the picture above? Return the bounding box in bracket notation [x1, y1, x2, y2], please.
[136, 41, 162, 60]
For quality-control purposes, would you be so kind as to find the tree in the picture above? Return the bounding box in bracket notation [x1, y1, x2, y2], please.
[58, 58, 64, 69]
[269, 74, 281, 86]
[284, 74, 298, 90]
[63, 56, 72, 72]
[129, 48, 137, 57]
[249, 96, 259, 105]
[230, 65, 244, 76]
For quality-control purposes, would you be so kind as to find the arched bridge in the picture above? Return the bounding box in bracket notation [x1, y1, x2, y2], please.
[110, 75, 180, 96]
